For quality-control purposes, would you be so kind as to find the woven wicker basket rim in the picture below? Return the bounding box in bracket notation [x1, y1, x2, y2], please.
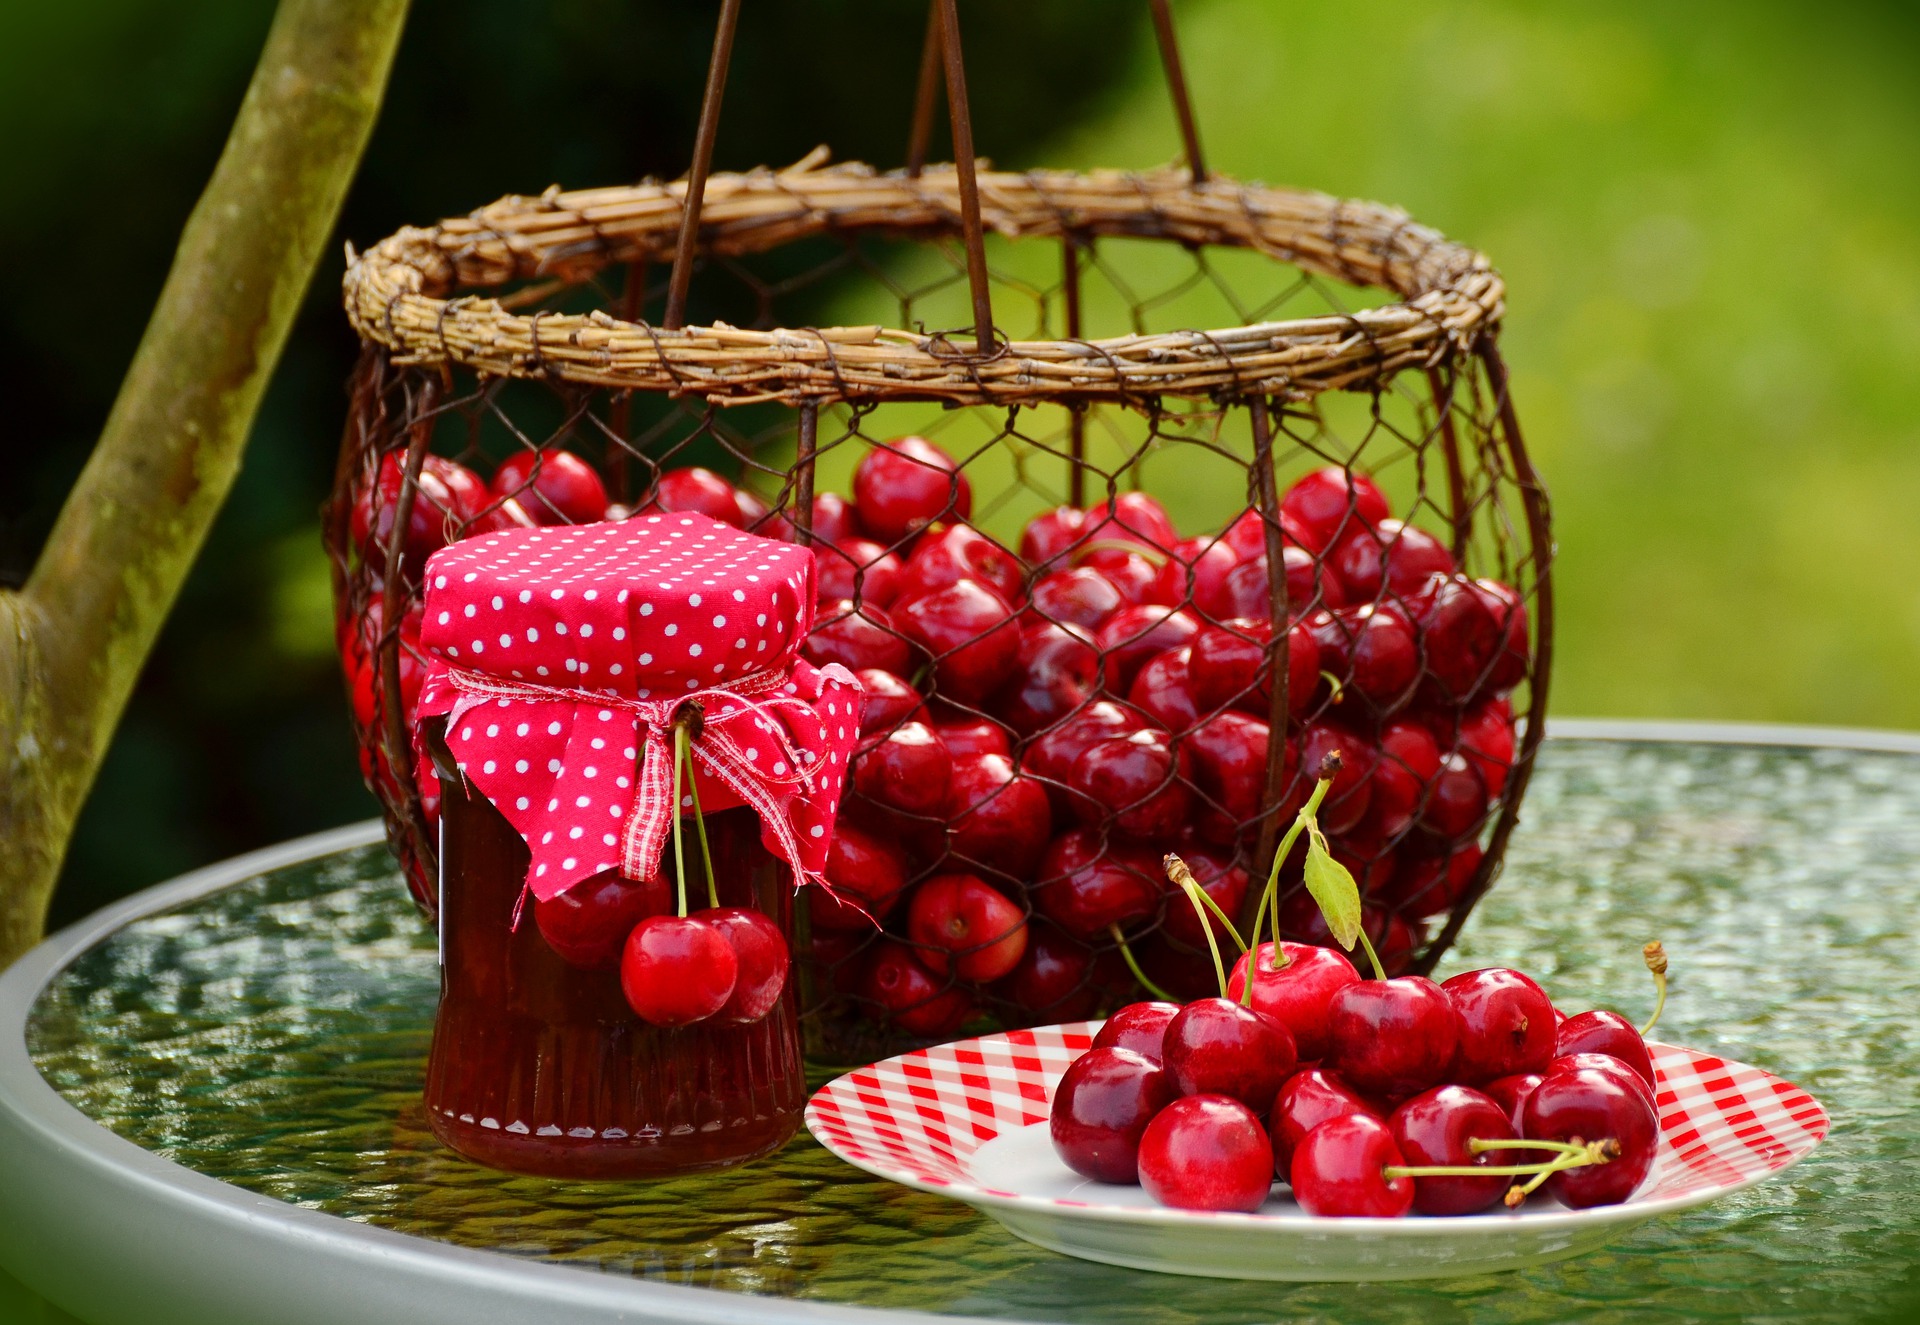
[342, 157, 1504, 406]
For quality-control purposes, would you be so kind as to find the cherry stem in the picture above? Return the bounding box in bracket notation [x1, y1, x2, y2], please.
[1384, 1138, 1617, 1183]
[1165, 853, 1247, 954]
[1078, 537, 1169, 567]
[1260, 775, 1335, 957]
[1639, 940, 1669, 1037]
[683, 733, 718, 911]
[1468, 1137, 1590, 1156]
[1353, 921, 1387, 983]
[1318, 669, 1345, 706]
[670, 724, 689, 920]
[1166, 854, 1229, 999]
[1110, 923, 1176, 1002]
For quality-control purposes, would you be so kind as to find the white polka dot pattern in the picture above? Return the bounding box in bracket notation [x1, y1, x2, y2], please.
[413, 513, 863, 900]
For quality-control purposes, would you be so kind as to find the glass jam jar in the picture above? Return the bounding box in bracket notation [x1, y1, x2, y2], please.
[421, 721, 805, 1178]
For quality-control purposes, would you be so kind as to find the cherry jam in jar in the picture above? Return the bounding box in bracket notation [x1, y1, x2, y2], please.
[421, 723, 805, 1179]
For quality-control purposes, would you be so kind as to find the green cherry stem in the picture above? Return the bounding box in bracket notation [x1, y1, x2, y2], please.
[1110, 923, 1176, 1002]
[1353, 918, 1388, 982]
[1383, 1138, 1618, 1184]
[682, 734, 718, 910]
[1639, 940, 1669, 1037]
[1166, 855, 1230, 998]
[670, 724, 689, 920]
[1468, 1137, 1592, 1157]
[1261, 774, 1336, 955]
[1165, 853, 1248, 954]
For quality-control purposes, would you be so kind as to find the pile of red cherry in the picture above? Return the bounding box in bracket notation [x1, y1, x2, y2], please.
[1051, 873, 1668, 1217]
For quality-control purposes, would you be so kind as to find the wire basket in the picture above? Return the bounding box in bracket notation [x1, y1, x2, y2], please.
[325, 0, 1551, 1064]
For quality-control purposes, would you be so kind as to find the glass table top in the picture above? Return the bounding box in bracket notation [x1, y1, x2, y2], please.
[23, 735, 1920, 1322]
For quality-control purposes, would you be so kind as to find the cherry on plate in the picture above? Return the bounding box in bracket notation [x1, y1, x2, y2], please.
[1555, 1009, 1657, 1086]
[1163, 997, 1297, 1112]
[1049, 1046, 1174, 1183]
[1138, 1095, 1275, 1213]
[1551, 1052, 1658, 1114]
[1226, 940, 1360, 1061]
[1289, 1113, 1413, 1217]
[1443, 966, 1558, 1083]
[1268, 1068, 1382, 1178]
[620, 915, 738, 1026]
[1482, 1072, 1544, 1132]
[1519, 1065, 1659, 1209]
[1326, 975, 1459, 1098]
[1388, 1084, 1519, 1215]
[1091, 1000, 1182, 1064]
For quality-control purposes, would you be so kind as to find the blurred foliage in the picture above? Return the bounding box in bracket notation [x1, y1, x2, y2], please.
[3, 0, 1917, 936]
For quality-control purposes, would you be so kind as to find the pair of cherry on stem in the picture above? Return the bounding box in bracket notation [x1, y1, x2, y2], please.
[1051, 752, 1666, 1215]
[611, 709, 790, 1028]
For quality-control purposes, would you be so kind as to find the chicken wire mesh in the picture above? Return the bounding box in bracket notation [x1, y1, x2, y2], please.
[326, 150, 1550, 1064]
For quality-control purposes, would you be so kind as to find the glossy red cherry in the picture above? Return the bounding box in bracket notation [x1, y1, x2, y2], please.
[534, 870, 670, 969]
[852, 720, 952, 817]
[1219, 508, 1274, 561]
[1217, 546, 1347, 619]
[1483, 1072, 1544, 1131]
[808, 492, 861, 545]
[1049, 1046, 1175, 1184]
[1188, 619, 1321, 721]
[992, 924, 1100, 1024]
[1326, 975, 1460, 1098]
[1020, 505, 1090, 568]
[1458, 698, 1517, 798]
[1419, 752, 1490, 840]
[853, 436, 970, 542]
[1312, 603, 1419, 709]
[1328, 519, 1455, 603]
[1519, 1066, 1659, 1208]
[812, 823, 911, 931]
[893, 523, 1024, 607]
[352, 453, 489, 572]
[1069, 729, 1192, 843]
[1298, 723, 1373, 834]
[1126, 647, 1202, 732]
[1157, 849, 1248, 951]
[862, 939, 973, 1037]
[1268, 1068, 1382, 1177]
[1472, 578, 1531, 691]
[1029, 565, 1124, 629]
[1085, 492, 1180, 555]
[896, 578, 1020, 703]
[701, 907, 791, 1024]
[1443, 967, 1558, 1083]
[1094, 605, 1202, 692]
[1552, 1053, 1658, 1114]
[643, 467, 745, 526]
[1022, 701, 1147, 813]
[1388, 1084, 1519, 1215]
[1289, 1113, 1413, 1217]
[992, 620, 1098, 738]
[1226, 941, 1361, 1061]
[1185, 711, 1273, 838]
[804, 599, 912, 676]
[1408, 572, 1499, 702]
[1138, 1095, 1275, 1213]
[1081, 548, 1158, 604]
[855, 669, 927, 737]
[932, 712, 1012, 759]
[1164, 998, 1297, 1112]
[1032, 830, 1161, 939]
[1555, 1010, 1657, 1087]
[619, 915, 738, 1026]
[1365, 719, 1442, 840]
[490, 448, 609, 525]
[815, 538, 905, 607]
[1091, 1000, 1182, 1063]
[907, 873, 1028, 983]
[1151, 537, 1240, 615]
[946, 753, 1053, 879]
[1280, 466, 1392, 554]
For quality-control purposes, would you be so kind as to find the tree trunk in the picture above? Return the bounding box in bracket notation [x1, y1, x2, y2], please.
[0, 0, 411, 968]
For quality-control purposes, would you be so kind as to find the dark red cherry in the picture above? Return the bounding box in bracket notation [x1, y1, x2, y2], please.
[1277, 894, 1421, 976]
[534, 870, 670, 970]
[1029, 565, 1124, 630]
[893, 523, 1024, 607]
[1329, 519, 1455, 602]
[490, 448, 609, 525]
[1472, 578, 1531, 691]
[1419, 752, 1490, 840]
[1555, 1010, 1658, 1087]
[1094, 605, 1202, 692]
[1069, 729, 1192, 843]
[809, 492, 861, 545]
[1085, 492, 1179, 555]
[1458, 698, 1517, 798]
[992, 620, 1099, 738]
[732, 486, 771, 531]
[812, 823, 911, 931]
[1388, 1084, 1519, 1215]
[1187, 713, 1280, 846]
[1226, 941, 1361, 1061]
[1268, 1068, 1382, 1178]
[1126, 647, 1202, 732]
[815, 538, 905, 607]
[1443, 967, 1558, 1083]
[1188, 619, 1321, 721]
[853, 436, 970, 542]
[1021, 505, 1090, 567]
[1050, 1046, 1176, 1184]
[1219, 508, 1273, 561]
[352, 453, 489, 572]
[644, 467, 746, 526]
[1032, 830, 1161, 939]
[1408, 572, 1499, 702]
[1483, 1072, 1544, 1132]
[1552, 1053, 1657, 1115]
[855, 669, 928, 736]
[620, 915, 738, 1026]
[1298, 723, 1374, 834]
[1163, 998, 1297, 1112]
[1138, 1095, 1275, 1212]
[1289, 1113, 1413, 1217]
[862, 940, 973, 1037]
[1217, 546, 1346, 620]
[933, 712, 1012, 759]
[1157, 849, 1248, 951]
[907, 873, 1028, 983]
[1280, 466, 1392, 554]
[1151, 537, 1241, 615]
[991, 925, 1099, 1024]
[804, 599, 912, 676]
[1091, 1000, 1182, 1064]
[852, 719, 952, 818]
[1315, 603, 1419, 709]
[701, 907, 791, 1024]
[946, 752, 1052, 879]
[1022, 701, 1146, 804]
[896, 578, 1020, 703]
[1379, 842, 1482, 918]
[1520, 1066, 1659, 1209]
[1326, 975, 1460, 1098]
[1366, 718, 1442, 839]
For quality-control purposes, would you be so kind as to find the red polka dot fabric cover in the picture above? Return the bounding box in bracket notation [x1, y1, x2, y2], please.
[414, 512, 864, 901]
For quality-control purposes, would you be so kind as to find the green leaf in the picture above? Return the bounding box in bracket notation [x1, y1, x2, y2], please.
[1302, 829, 1363, 950]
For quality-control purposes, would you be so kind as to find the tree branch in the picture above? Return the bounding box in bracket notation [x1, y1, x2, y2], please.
[0, 0, 411, 967]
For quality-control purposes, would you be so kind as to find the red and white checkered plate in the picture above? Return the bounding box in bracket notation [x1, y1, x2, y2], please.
[805, 1021, 1828, 1281]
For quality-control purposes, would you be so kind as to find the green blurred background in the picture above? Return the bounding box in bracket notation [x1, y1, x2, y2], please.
[4, 0, 1917, 939]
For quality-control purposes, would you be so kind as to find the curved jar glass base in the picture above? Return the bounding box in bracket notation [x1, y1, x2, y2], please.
[424, 732, 804, 1180]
